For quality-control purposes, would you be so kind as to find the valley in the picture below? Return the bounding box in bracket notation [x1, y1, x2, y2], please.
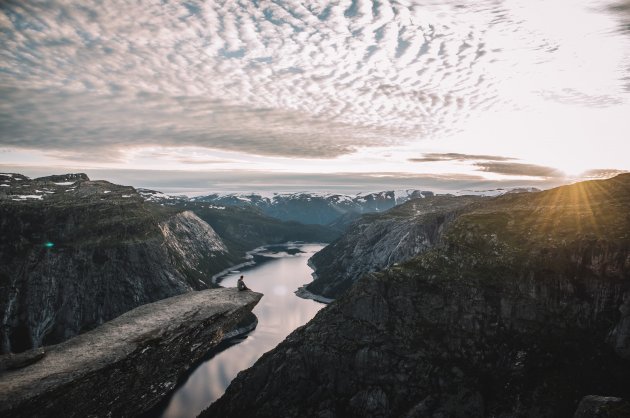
[3, 1, 628, 416]
[1, 172, 629, 417]
[204, 174, 630, 418]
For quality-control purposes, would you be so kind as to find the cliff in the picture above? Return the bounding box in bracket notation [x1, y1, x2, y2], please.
[178, 202, 340, 258]
[306, 195, 483, 299]
[0, 288, 262, 418]
[0, 174, 232, 353]
[204, 174, 630, 417]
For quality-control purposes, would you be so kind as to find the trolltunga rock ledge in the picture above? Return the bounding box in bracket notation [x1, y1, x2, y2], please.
[0, 288, 262, 418]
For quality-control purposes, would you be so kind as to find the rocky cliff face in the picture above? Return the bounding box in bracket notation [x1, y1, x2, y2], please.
[0, 174, 232, 353]
[307, 196, 483, 299]
[204, 174, 630, 418]
[177, 202, 340, 258]
[0, 288, 262, 418]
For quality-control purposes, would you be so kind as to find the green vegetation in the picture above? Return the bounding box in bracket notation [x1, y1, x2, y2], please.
[399, 174, 630, 287]
[176, 201, 339, 259]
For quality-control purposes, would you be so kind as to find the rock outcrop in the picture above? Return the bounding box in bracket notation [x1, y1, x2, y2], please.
[574, 395, 630, 417]
[0, 174, 232, 353]
[203, 174, 630, 418]
[0, 288, 262, 418]
[306, 195, 483, 299]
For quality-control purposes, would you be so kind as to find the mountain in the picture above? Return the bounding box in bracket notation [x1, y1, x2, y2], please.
[191, 190, 435, 226]
[306, 195, 485, 299]
[0, 173, 337, 354]
[203, 174, 630, 418]
[0, 173, 235, 354]
[169, 201, 340, 262]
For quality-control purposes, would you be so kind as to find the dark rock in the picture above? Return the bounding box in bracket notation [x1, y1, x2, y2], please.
[222, 311, 258, 340]
[574, 395, 630, 417]
[34, 173, 90, 183]
[0, 288, 262, 418]
[306, 195, 484, 299]
[0, 347, 45, 371]
[0, 175, 232, 353]
[608, 292, 630, 359]
[0, 172, 339, 354]
[203, 174, 630, 418]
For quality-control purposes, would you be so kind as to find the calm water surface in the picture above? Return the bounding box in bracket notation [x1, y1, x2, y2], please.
[157, 243, 326, 418]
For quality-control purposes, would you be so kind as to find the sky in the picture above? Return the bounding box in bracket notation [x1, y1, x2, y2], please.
[0, 0, 629, 194]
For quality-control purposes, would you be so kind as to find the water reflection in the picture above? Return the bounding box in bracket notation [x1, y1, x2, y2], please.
[156, 243, 325, 418]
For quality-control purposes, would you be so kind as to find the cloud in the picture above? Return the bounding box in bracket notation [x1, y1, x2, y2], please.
[408, 153, 564, 178]
[474, 162, 564, 178]
[580, 168, 628, 179]
[0, 0, 543, 159]
[0, 164, 565, 195]
[608, 1, 630, 34]
[0, 0, 627, 170]
[409, 153, 516, 163]
[0, 87, 391, 160]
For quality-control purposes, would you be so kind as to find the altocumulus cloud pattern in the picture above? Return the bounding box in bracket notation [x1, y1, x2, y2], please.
[0, 0, 625, 161]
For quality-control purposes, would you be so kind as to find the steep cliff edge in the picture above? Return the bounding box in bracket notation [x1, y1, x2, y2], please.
[0, 288, 262, 418]
[306, 195, 484, 299]
[0, 174, 232, 353]
[204, 174, 630, 418]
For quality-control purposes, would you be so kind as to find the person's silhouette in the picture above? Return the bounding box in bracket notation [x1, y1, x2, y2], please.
[237, 275, 249, 291]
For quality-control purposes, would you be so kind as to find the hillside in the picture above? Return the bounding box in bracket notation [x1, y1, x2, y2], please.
[173, 201, 340, 260]
[307, 195, 485, 299]
[0, 173, 236, 354]
[204, 174, 630, 417]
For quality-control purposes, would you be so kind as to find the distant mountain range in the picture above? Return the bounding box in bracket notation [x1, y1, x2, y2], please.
[189, 190, 435, 226]
[139, 187, 541, 227]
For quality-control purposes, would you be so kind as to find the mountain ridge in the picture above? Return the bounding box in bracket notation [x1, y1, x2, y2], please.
[203, 174, 630, 418]
[0, 173, 337, 354]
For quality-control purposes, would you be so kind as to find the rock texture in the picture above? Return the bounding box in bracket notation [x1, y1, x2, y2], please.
[307, 195, 483, 299]
[573, 396, 630, 417]
[0, 288, 262, 418]
[0, 174, 232, 353]
[204, 174, 630, 418]
[0, 347, 45, 372]
[0, 172, 339, 354]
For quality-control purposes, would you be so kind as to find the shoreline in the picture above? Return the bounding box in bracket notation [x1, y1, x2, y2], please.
[213, 241, 330, 286]
[293, 258, 335, 304]
[294, 286, 334, 304]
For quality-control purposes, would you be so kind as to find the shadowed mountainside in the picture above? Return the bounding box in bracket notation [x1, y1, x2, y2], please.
[203, 174, 630, 418]
[0, 173, 233, 353]
[307, 195, 485, 299]
[0, 173, 337, 354]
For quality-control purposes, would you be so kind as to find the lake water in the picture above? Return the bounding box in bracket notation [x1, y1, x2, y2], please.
[154, 243, 326, 418]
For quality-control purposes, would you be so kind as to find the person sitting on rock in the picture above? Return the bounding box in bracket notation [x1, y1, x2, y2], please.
[237, 275, 250, 291]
